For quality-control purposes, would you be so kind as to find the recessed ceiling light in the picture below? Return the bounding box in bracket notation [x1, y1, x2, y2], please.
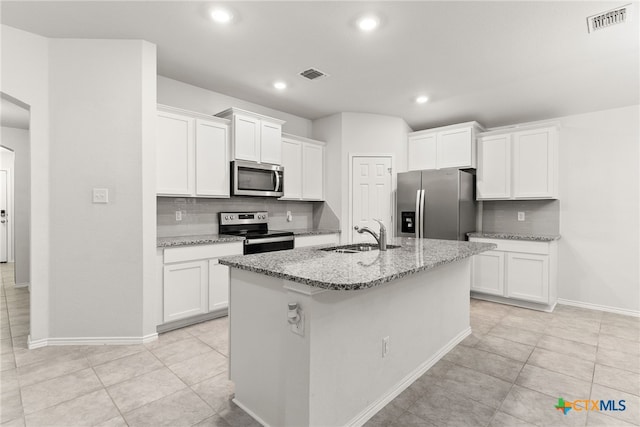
[273, 81, 287, 90]
[357, 15, 379, 32]
[416, 95, 429, 104]
[210, 8, 233, 23]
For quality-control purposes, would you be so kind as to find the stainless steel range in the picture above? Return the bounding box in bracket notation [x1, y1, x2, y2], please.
[218, 211, 294, 255]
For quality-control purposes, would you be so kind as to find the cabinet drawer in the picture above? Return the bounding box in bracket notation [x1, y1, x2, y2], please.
[469, 238, 550, 255]
[164, 242, 243, 264]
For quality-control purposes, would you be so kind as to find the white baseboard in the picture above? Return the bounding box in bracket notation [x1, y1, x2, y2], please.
[28, 333, 158, 349]
[346, 327, 472, 427]
[557, 299, 640, 318]
[14, 282, 29, 289]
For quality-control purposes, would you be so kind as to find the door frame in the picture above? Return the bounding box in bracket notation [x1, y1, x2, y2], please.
[348, 153, 396, 243]
[0, 148, 15, 264]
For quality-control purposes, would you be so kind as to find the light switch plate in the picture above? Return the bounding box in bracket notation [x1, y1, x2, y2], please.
[92, 188, 109, 204]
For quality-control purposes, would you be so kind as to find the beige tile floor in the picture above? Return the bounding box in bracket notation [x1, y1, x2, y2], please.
[1, 261, 639, 427]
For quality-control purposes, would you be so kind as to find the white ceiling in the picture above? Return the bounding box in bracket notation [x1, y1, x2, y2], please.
[2, 1, 638, 129]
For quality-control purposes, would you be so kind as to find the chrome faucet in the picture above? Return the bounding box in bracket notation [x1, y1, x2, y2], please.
[354, 219, 387, 251]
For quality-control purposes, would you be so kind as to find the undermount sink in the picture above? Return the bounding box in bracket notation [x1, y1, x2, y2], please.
[320, 243, 401, 253]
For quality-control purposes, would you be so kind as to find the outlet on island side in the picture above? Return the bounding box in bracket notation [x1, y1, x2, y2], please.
[517, 212, 525, 222]
[382, 336, 390, 358]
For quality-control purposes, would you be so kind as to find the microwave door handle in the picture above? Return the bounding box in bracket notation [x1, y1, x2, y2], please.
[274, 170, 281, 192]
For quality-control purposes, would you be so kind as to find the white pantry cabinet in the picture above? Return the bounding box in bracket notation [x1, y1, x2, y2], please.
[216, 108, 285, 165]
[469, 237, 558, 311]
[294, 233, 340, 248]
[477, 124, 558, 200]
[408, 122, 484, 171]
[160, 242, 243, 326]
[157, 105, 230, 198]
[280, 133, 326, 201]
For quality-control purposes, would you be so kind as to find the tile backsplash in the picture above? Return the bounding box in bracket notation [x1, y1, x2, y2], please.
[481, 200, 559, 235]
[157, 197, 339, 237]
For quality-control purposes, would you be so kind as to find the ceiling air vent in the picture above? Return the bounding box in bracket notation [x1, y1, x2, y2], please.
[587, 4, 630, 33]
[299, 68, 329, 81]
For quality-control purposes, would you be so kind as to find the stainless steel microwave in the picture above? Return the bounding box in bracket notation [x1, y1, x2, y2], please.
[231, 160, 284, 197]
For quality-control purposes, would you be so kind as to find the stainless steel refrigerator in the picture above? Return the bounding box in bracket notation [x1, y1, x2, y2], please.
[396, 168, 476, 241]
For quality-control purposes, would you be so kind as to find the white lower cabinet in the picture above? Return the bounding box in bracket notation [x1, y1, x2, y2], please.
[470, 250, 505, 296]
[163, 260, 208, 322]
[294, 233, 340, 248]
[160, 242, 243, 326]
[470, 237, 557, 311]
[208, 260, 230, 312]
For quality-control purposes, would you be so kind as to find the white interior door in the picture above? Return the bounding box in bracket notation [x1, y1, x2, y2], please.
[0, 171, 7, 262]
[351, 156, 392, 243]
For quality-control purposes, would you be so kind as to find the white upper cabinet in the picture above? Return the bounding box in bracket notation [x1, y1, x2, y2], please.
[302, 142, 324, 200]
[477, 123, 558, 200]
[195, 119, 229, 197]
[216, 108, 285, 165]
[233, 114, 261, 162]
[157, 105, 230, 198]
[477, 134, 511, 199]
[512, 127, 557, 198]
[407, 122, 483, 171]
[281, 138, 303, 199]
[408, 133, 437, 170]
[280, 133, 325, 201]
[157, 111, 194, 195]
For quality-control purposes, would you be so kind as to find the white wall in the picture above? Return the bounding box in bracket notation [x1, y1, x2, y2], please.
[1, 127, 30, 285]
[313, 112, 411, 243]
[158, 76, 312, 137]
[557, 105, 639, 314]
[1, 25, 51, 343]
[48, 38, 157, 340]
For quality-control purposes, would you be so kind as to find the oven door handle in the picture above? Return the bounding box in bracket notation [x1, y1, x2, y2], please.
[245, 236, 294, 245]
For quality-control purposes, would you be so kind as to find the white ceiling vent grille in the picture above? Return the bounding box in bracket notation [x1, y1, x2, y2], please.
[587, 4, 630, 33]
[299, 68, 329, 81]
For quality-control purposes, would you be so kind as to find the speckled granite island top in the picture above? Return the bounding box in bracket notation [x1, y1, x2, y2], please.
[467, 232, 561, 242]
[219, 237, 495, 290]
[291, 229, 341, 236]
[157, 234, 245, 248]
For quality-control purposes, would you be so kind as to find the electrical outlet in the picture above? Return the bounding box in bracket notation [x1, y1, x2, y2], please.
[286, 211, 293, 222]
[517, 212, 525, 221]
[175, 211, 182, 221]
[92, 188, 109, 204]
[382, 336, 390, 358]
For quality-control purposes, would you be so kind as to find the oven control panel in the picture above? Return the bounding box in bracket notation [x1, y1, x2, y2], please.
[219, 211, 268, 225]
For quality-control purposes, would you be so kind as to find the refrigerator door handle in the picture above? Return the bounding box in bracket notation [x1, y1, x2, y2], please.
[415, 189, 421, 238]
[419, 189, 426, 239]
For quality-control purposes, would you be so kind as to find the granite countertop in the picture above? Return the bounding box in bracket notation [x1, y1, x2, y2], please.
[157, 234, 245, 248]
[219, 237, 496, 291]
[467, 232, 561, 242]
[290, 229, 341, 236]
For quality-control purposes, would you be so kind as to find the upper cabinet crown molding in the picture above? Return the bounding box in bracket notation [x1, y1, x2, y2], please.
[215, 107, 286, 126]
[408, 121, 485, 171]
[216, 107, 286, 165]
[157, 104, 230, 125]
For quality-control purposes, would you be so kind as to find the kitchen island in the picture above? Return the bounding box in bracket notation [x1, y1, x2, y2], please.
[219, 237, 495, 427]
